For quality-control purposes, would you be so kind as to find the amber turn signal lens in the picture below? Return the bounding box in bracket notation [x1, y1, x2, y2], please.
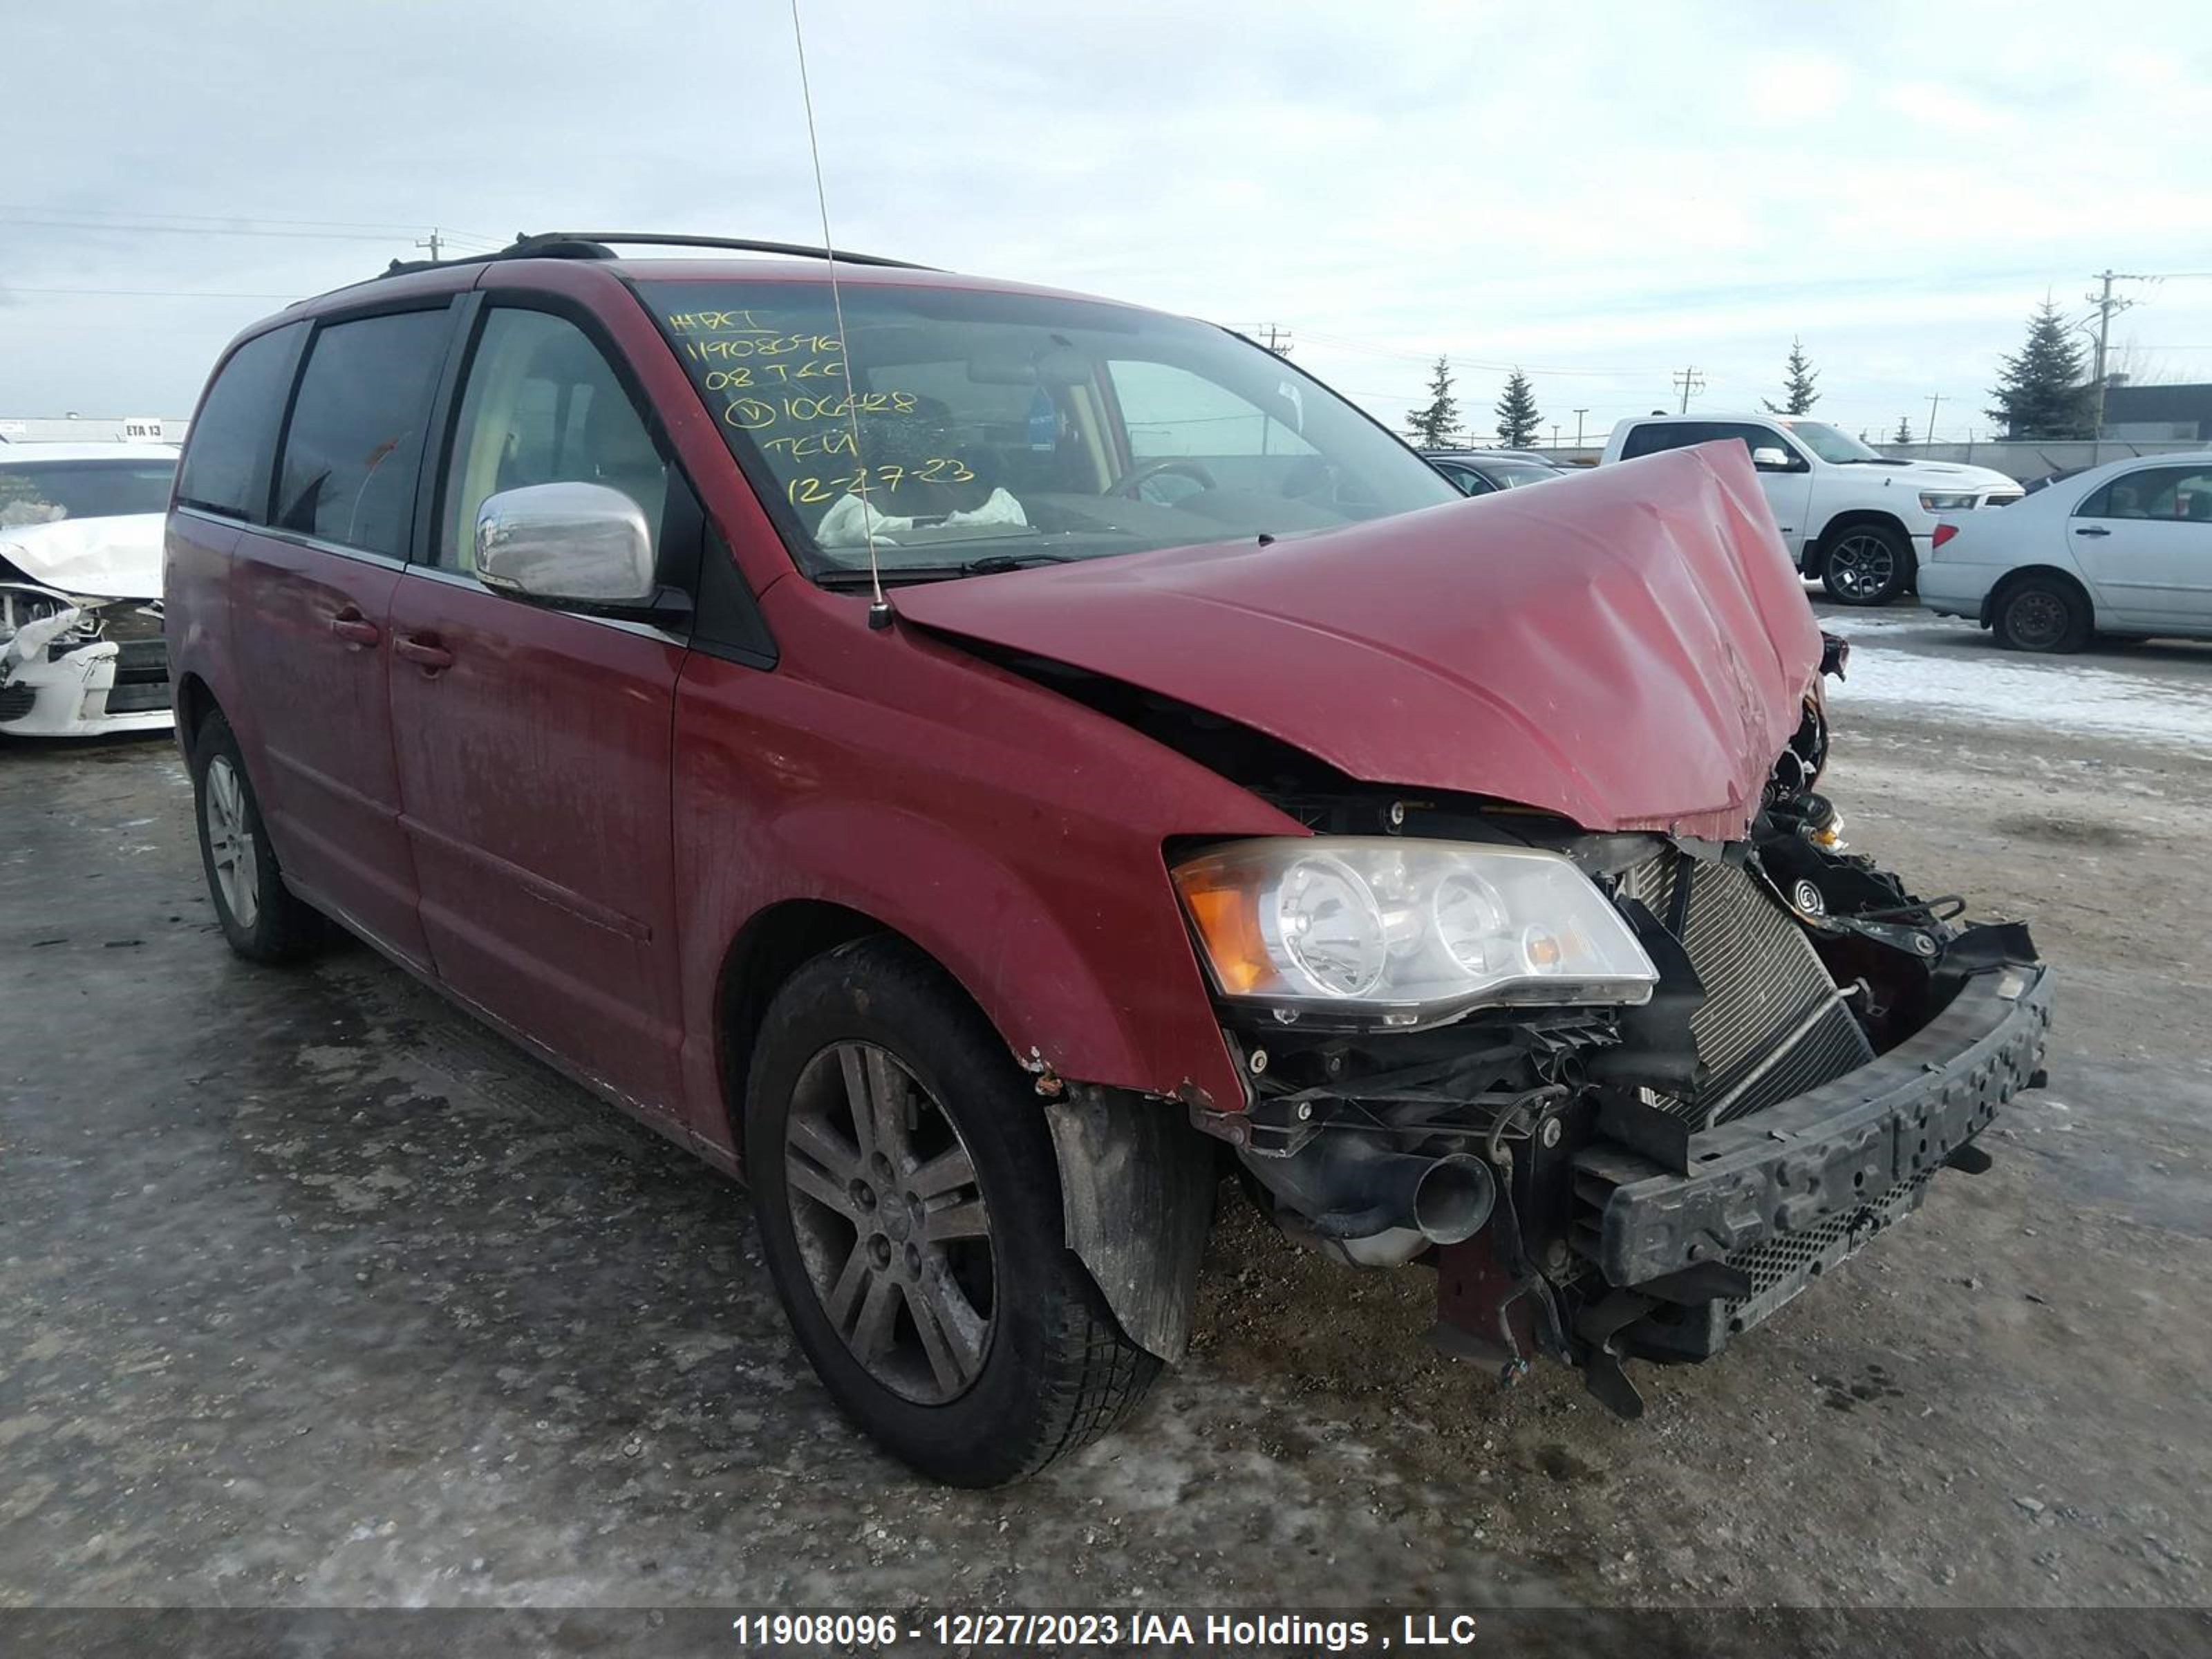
[1181, 881, 1271, 994]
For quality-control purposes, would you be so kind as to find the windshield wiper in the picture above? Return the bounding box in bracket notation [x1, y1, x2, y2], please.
[813, 552, 1077, 590]
[959, 552, 1078, 574]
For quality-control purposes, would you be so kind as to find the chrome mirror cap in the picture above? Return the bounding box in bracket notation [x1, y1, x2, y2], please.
[475, 482, 655, 608]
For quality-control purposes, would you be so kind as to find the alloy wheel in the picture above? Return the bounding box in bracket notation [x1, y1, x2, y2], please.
[783, 1041, 996, 1404]
[203, 756, 261, 929]
[1827, 533, 1896, 601]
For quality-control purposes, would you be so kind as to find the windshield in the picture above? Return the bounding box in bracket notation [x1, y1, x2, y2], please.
[1781, 421, 1883, 465]
[0, 457, 177, 527]
[643, 280, 1459, 581]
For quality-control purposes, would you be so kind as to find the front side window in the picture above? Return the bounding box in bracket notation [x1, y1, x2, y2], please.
[1708, 422, 1794, 462]
[274, 309, 452, 558]
[2078, 466, 2212, 523]
[1781, 420, 1883, 464]
[643, 279, 1456, 583]
[176, 324, 303, 521]
[0, 458, 178, 527]
[438, 309, 671, 573]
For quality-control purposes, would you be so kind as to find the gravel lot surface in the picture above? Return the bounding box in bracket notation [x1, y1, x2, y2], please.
[3, 603, 2207, 1638]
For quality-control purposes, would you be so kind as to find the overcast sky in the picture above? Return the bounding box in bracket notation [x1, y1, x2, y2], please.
[8, 0, 2210, 447]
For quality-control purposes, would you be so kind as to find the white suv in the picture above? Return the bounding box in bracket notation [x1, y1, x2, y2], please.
[1600, 415, 2021, 606]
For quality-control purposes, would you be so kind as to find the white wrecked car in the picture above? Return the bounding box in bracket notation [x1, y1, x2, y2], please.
[0, 443, 176, 738]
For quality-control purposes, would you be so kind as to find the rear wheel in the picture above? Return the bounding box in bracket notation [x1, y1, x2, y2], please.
[1821, 523, 1913, 606]
[191, 710, 329, 964]
[1992, 574, 2092, 653]
[744, 936, 1160, 1485]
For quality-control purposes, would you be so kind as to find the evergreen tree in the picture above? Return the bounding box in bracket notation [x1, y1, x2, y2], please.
[1404, 356, 1463, 448]
[1893, 416, 1914, 445]
[1987, 301, 2097, 439]
[1494, 369, 1541, 448]
[1763, 337, 1820, 414]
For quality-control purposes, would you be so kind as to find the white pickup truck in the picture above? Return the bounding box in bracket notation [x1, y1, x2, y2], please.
[1600, 414, 2021, 605]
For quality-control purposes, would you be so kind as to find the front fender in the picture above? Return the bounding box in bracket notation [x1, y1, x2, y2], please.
[755, 797, 1196, 1095]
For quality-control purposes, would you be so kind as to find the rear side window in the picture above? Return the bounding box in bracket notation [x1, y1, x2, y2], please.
[274, 309, 453, 557]
[176, 324, 304, 521]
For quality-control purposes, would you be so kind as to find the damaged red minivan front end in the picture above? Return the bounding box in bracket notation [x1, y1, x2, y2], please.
[176, 247, 2050, 1479]
[898, 444, 2050, 1417]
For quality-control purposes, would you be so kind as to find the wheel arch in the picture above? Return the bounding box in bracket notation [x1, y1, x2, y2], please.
[174, 671, 218, 756]
[1817, 507, 1915, 558]
[1983, 562, 2096, 627]
[713, 897, 899, 1152]
[712, 897, 1217, 1362]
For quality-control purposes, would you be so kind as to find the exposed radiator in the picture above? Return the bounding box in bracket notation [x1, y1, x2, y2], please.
[1613, 851, 1872, 1126]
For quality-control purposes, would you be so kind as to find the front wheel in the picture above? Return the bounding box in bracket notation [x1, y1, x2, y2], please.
[744, 936, 1160, 1485]
[1821, 523, 1913, 606]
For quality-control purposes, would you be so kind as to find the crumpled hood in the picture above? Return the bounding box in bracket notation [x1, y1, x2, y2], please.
[0, 512, 165, 600]
[896, 444, 1822, 842]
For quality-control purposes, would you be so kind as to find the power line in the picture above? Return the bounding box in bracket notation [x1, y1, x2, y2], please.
[0, 215, 431, 244]
[0, 285, 301, 300]
[0, 204, 498, 240]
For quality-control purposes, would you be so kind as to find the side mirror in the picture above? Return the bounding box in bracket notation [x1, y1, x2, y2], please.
[1750, 446, 1795, 471]
[475, 482, 657, 610]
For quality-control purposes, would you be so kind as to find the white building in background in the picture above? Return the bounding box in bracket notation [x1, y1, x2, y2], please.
[1, 415, 190, 445]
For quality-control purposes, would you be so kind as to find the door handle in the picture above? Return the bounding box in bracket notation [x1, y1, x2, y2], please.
[392, 632, 456, 673]
[328, 608, 382, 647]
[2075, 525, 2112, 537]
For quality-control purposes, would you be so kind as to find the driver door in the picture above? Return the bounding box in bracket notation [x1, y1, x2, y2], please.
[1714, 422, 1815, 548]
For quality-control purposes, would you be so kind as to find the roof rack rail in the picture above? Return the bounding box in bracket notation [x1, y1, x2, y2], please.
[505, 232, 935, 270]
[375, 232, 933, 281]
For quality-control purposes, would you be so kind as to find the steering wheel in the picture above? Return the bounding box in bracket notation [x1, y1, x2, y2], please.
[1106, 458, 1218, 502]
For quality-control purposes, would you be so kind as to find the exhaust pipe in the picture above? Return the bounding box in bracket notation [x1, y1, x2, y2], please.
[1244, 1139, 1497, 1248]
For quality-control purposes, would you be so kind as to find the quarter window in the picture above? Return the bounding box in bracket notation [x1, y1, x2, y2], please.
[176, 324, 304, 521]
[438, 309, 670, 573]
[274, 310, 452, 557]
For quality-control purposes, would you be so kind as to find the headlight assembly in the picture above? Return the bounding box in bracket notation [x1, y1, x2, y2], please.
[1918, 491, 1978, 511]
[1171, 838, 1658, 1027]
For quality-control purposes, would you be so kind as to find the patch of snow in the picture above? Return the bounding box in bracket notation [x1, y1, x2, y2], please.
[1826, 631, 2212, 751]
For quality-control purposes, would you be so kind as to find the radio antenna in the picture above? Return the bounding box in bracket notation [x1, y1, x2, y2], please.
[789, 0, 890, 628]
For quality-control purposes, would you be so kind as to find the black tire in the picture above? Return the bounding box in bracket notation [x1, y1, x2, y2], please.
[1992, 574, 2092, 653]
[189, 710, 328, 964]
[744, 935, 1160, 1485]
[1820, 522, 1913, 605]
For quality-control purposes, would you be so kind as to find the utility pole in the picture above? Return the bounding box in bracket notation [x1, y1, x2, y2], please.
[1550, 424, 1560, 449]
[1257, 324, 1293, 357]
[1573, 407, 1588, 447]
[1671, 365, 1705, 413]
[415, 228, 443, 262]
[2085, 270, 2137, 438]
[1924, 393, 1941, 447]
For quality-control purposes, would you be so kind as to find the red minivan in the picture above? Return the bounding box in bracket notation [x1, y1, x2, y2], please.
[168, 234, 2050, 1484]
